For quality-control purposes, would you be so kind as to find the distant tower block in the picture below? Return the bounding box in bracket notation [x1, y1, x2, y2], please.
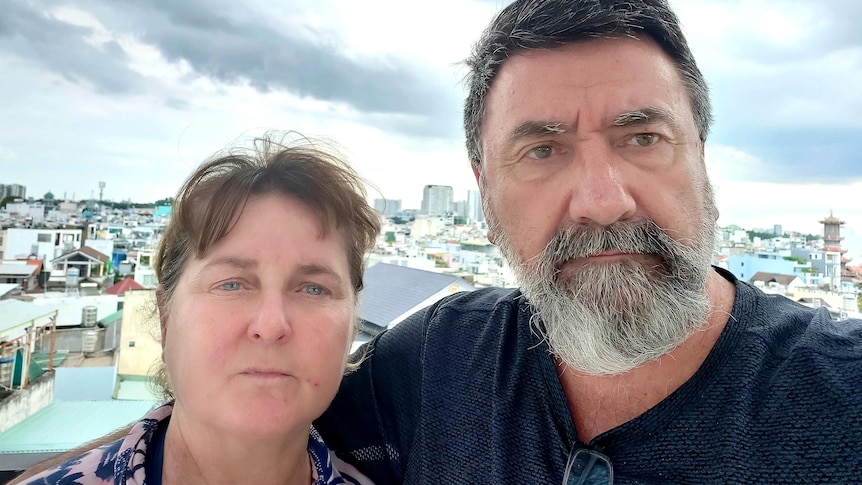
[99, 181, 106, 204]
[820, 210, 845, 250]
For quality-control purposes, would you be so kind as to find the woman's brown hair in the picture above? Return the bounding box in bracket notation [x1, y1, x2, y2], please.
[153, 132, 381, 398]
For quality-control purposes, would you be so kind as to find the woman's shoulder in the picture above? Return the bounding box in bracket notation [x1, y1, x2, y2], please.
[309, 426, 375, 485]
[16, 437, 125, 485]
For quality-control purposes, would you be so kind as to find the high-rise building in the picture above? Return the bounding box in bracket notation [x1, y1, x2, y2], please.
[373, 198, 402, 218]
[453, 200, 467, 218]
[467, 189, 484, 223]
[0, 184, 27, 199]
[420, 185, 453, 216]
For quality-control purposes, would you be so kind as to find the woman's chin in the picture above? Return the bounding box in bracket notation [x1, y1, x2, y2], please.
[218, 398, 319, 437]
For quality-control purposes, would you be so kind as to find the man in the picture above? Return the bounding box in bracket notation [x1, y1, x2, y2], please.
[316, 0, 862, 483]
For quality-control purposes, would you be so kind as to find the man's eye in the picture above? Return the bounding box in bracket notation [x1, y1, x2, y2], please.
[527, 145, 553, 159]
[304, 284, 325, 296]
[220, 281, 241, 291]
[628, 133, 659, 147]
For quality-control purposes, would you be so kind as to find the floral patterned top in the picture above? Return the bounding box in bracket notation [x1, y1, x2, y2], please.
[19, 403, 373, 484]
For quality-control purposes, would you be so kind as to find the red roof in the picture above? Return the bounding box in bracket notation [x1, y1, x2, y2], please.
[104, 276, 145, 295]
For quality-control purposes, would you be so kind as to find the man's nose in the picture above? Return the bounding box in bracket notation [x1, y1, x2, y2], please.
[567, 146, 637, 226]
[247, 292, 291, 343]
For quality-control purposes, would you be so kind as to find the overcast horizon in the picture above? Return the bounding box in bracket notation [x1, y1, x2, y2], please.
[2, 0, 861, 259]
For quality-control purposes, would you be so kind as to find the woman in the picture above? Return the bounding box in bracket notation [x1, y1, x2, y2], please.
[19, 133, 380, 484]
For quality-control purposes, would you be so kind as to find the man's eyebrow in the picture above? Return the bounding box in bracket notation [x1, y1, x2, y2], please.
[612, 106, 681, 132]
[507, 120, 568, 145]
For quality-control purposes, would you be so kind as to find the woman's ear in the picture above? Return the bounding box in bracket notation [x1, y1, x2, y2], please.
[155, 286, 169, 350]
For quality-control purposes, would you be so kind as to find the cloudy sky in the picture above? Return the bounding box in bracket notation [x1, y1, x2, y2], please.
[2, 0, 861, 258]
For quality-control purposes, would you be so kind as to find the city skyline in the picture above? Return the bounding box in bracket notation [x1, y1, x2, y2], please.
[2, 1, 861, 256]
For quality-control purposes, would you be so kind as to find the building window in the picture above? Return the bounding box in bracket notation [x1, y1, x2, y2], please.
[128, 341, 136, 348]
[38, 233, 52, 243]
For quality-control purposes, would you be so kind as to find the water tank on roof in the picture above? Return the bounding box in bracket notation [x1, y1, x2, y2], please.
[0, 355, 14, 387]
[82, 330, 98, 353]
[82, 305, 98, 327]
[66, 267, 80, 289]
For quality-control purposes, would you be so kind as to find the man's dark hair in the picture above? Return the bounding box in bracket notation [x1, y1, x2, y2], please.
[463, 0, 712, 167]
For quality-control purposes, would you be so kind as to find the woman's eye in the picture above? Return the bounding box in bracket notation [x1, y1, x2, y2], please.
[304, 284, 325, 296]
[527, 145, 553, 159]
[219, 281, 241, 291]
[628, 133, 659, 147]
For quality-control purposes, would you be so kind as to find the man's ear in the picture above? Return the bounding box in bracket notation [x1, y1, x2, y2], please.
[471, 163, 495, 244]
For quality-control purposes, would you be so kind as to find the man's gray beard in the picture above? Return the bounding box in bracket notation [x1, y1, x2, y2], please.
[486, 195, 717, 375]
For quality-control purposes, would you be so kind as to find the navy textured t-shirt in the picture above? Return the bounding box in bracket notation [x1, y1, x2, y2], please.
[316, 268, 862, 483]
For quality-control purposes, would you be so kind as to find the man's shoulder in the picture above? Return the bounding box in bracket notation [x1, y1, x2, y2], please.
[739, 281, 862, 358]
[369, 286, 525, 363]
[393, 286, 524, 339]
[425, 286, 522, 318]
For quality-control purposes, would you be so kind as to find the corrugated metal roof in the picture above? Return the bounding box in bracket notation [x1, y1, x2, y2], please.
[104, 276, 144, 295]
[0, 300, 57, 333]
[0, 400, 157, 454]
[0, 264, 38, 276]
[0, 283, 21, 296]
[358, 263, 474, 328]
[99, 309, 124, 325]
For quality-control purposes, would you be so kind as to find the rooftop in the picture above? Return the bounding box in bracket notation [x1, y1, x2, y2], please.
[104, 276, 144, 295]
[359, 263, 474, 329]
[0, 264, 38, 277]
[0, 300, 57, 333]
[0, 400, 157, 454]
[0, 284, 21, 297]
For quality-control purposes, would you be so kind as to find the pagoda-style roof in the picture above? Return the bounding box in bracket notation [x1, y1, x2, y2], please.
[819, 210, 845, 225]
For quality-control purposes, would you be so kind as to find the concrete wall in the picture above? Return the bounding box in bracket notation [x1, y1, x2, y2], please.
[36, 327, 107, 353]
[54, 366, 116, 400]
[104, 321, 120, 351]
[117, 290, 161, 377]
[0, 371, 53, 433]
[3, 229, 83, 271]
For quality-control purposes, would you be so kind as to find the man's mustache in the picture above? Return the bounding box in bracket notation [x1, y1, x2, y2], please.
[544, 219, 677, 268]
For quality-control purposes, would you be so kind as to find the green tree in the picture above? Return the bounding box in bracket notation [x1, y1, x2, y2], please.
[746, 230, 777, 240]
[0, 195, 18, 209]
